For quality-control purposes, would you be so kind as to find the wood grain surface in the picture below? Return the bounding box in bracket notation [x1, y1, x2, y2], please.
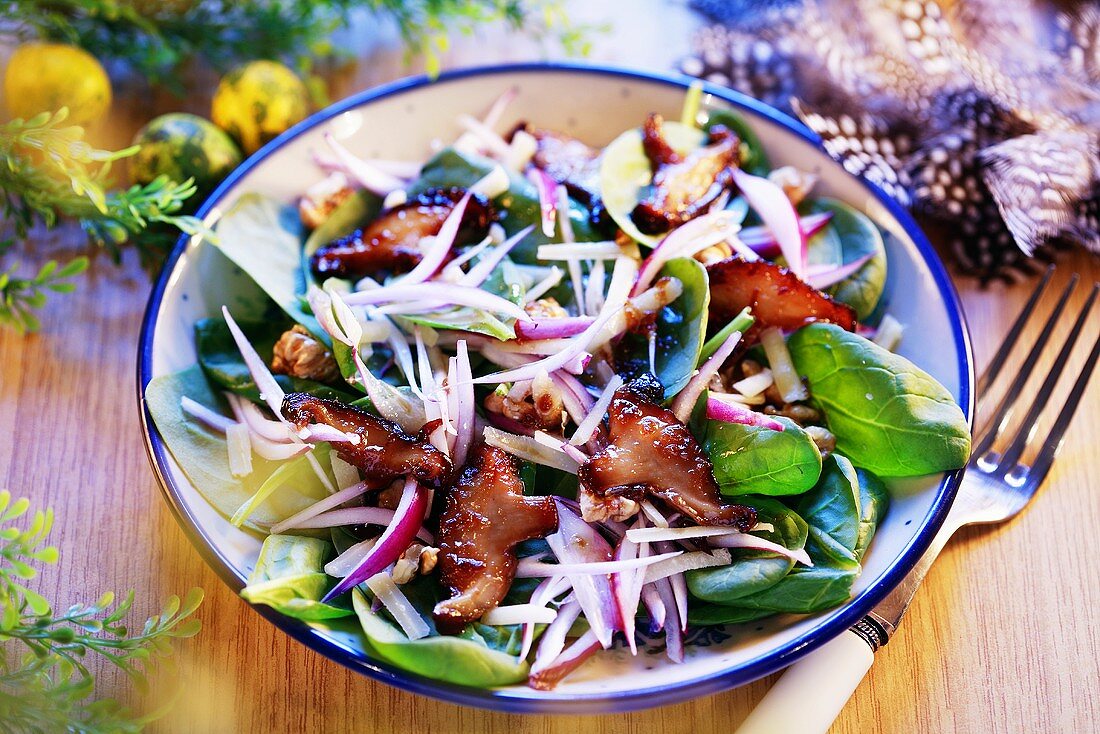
[2, 3, 1098, 732]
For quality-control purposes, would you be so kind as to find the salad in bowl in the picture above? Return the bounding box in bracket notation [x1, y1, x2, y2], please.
[143, 71, 970, 701]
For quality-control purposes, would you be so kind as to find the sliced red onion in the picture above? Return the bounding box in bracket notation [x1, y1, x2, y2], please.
[804, 253, 874, 290]
[627, 526, 746, 543]
[611, 516, 645, 654]
[653, 576, 684, 662]
[528, 167, 558, 237]
[365, 572, 430, 640]
[482, 603, 558, 626]
[459, 224, 535, 287]
[180, 396, 237, 434]
[670, 329, 743, 422]
[569, 374, 623, 446]
[297, 424, 361, 444]
[706, 395, 786, 431]
[278, 507, 434, 544]
[516, 550, 681, 578]
[641, 581, 666, 633]
[634, 209, 742, 296]
[740, 211, 834, 257]
[483, 426, 580, 473]
[222, 307, 285, 418]
[711, 533, 813, 566]
[732, 167, 807, 276]
[321, 478, 429, 602]
[482, 87, 517, 129]
[549, 371, 595, 429]
[313, 152, 421, 180]
[398, 192, 471, 285]
[515, 316, 595, 341]
[226, 393, 292, 442]
[529, 598, 581, 673]
[524, 266, 564, 303]
[452, 340, 476, 468]
[352, 349, 427, 434]
[323, 133, 404, 195]
[225, 423, 253, 477]
[642, 549, 732, 584]
[653, 540, 690, 635]
[547, 500, 621, 649]
[344, 282, 530, 323]
[520, 575, 572, 659]
[474, 258, 637, 385]
[528, 628, 602, 690]
[250, 435, 312, 461]
[639, 500, 671, 528]
[531, 431, 589, 465]
[485, 410, 535, 437]
[457, 113, 512, 158]
[270, 481, 370, 534]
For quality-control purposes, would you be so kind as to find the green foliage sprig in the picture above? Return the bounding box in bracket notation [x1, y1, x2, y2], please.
[0, 490, 204, 733]
[0, 109, 201, 331]
[0, 0, 593, 85]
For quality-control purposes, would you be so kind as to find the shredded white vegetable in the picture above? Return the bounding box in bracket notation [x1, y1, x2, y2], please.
[760, 326, 808, 403]
[365, 572, 431, 640]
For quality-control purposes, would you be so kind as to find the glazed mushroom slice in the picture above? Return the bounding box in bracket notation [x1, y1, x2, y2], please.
[519, 124, 607, 223]
[630, 114, 740, 235]
[433, 444, 558, 633]
[578, 374, 757, 530]
[309, 187, 494, 282]
[707, 257, 857, 344]
[281, 393, 451, 487]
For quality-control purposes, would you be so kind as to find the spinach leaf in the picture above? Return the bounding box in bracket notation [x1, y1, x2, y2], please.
[614, 257, 710, 399]
[687, 496, 808, 604]
[230, 443, 335, 527]
[801, 198, 887, 320]
[702, 109, 770, 176]
[145, 367, 334, 529]
[410, 148, 600, 262]
[703, 416, 822, 496]
[352, 590, 529, 687]
[210, 193, 324, 339]
[788, 323, 971, 476]
[796, 454, 863, 566]
[240, 535, 352, 621]
[854, 467, 890, 561]
[195, 316, 352, 402]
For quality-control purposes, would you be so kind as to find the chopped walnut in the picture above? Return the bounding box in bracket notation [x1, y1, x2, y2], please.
[805, 425, 836, 455]
[524, 297, 569, 319]
[579, 486, 640, 523]
[299, 172, 354, 229]
[695, 241, 733, 265]
[764, 403, 822, 425]
[767, 166, 818, 207]
[741, 359, 764, 377]
[484, 380, 563, 431]
[531, 371, 565, 430]
[271, 325, 342, 383]
[392, 543, 439, 585]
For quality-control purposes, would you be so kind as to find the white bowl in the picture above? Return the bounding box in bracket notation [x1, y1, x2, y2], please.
[139, 63, 973, 713]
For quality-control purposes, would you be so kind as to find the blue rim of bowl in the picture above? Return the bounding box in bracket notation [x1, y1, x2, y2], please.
[137, 61, 974, 714]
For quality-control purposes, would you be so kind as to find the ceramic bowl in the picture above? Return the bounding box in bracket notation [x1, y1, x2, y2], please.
[139, 63, 973, 713]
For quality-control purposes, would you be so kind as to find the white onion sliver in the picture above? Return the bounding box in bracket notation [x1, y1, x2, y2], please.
[515, 550, 682, 578]
[530, 600, 582, 674]
[483, 426, 580, 473]
[711, 533, 813, 566]
[524, 267, 564, 303]
[398, 193, 470, 284]
[180, 396, 237, 434]
[731, 167, 806, 277]
[344, 282, 530, 322]
[569, 375, 623, 446]
[536, 241, 624, 260]
[222, 307, 285, 417]
[228, 394, 293, 442]
[670, 329, 743, 423]
[760, 326, 808, 402]
[365, 572, 431, 640]
[225, 423, 253, 477]
[873, 314, 905, 352]
[634, 210, 742, 295]
[639, 500, 671, 528]
[323, 133, 404, 195]
[643, 550, 732, 584]
[626, 526, 743, 543]
[732, 368, 774, 398]
[330, 454, 361, 490]
[482, 603, 558, 626]
[325, 537, 376, 577]
[452, 340, 476, 468]
[270, 481, 370, 534]
[459, 224, 535, 287]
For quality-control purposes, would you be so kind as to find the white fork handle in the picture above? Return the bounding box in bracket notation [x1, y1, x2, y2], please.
[734, 630, 874, 734]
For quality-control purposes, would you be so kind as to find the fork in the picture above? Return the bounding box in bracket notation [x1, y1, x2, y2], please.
[734, 267, 1100, 734]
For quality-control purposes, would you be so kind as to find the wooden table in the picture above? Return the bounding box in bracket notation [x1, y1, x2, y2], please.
[3, 3, 1098, 731]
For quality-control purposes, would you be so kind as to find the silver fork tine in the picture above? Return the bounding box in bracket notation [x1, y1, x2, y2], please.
[976, 264, 1055, 398]
[995, 283, 1100, 474]
[1025, 318, 1100, 488]
[973, 273, 1079, 456]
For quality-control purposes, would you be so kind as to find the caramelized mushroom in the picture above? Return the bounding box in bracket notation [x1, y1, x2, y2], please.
[433, 444, 558, 633]
[281, 393, 451, 487]
[707, 257, 857, 343]
[309, 187, 494, 282]
[578, 374, 756, 530]
[520, 125, 607, 224]
[631, 114, 739, 235]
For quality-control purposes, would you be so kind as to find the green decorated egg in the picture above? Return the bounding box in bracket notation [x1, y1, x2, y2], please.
[131, 113, 243, 198]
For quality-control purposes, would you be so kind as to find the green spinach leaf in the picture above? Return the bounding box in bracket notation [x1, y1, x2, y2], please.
[788, 323, 971, 476]
[352, 590, 528, 687]
[801, 198, 887, 320]
[704, 416, 822, 496]
[410, 148, 600, 262]
[240, 535, 352, 621]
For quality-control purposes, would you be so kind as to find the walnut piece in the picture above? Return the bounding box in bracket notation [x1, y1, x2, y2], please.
[271, 325, 341, 383]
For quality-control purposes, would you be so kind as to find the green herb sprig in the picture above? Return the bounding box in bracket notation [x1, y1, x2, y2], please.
[0, 490, 204, 732]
